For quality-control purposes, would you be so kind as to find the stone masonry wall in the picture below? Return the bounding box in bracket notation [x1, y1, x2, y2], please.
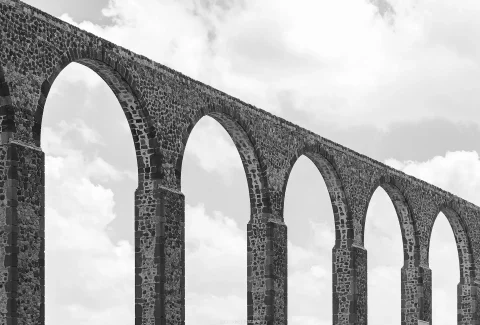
[1, 0, 480, 324]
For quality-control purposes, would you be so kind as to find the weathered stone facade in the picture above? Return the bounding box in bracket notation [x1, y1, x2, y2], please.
[0, 1, 479, 324]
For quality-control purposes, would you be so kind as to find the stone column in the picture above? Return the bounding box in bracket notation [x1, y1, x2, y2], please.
[247, 218, 287, 325]
[0, 141, 45, 325]
[332, 244, 367, 325]
[135, 184, 185, 325]
[401, 265, 433, 325]
[457, 277, 477, 325]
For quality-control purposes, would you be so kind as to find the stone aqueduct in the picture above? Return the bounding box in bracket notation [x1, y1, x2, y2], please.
[0, 1, 478, 324]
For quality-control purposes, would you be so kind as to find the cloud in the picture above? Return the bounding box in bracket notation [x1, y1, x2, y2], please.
[185, 293, 245, 325]
[288, 222, 332, 324]
[59, 303, 134, 325]
[56, 0, 480, 131]
[288, 263, 331, 324]
[58, 0, 211, 82]
[43, 118, 104, 151]
[184, 204, 246, 324]
[288, 240, 316, 269]
[309, 219, 335, 250]
[44, 128, 135, 324]
[368, 265, 402, 324]
[85, 156, 134, 182]
[43, 120, 134, 183]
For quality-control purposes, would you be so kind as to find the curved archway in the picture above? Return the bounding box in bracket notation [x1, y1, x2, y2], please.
[428, 204, 475, 284]
[364, 186, 404, 324]
[363, 176, 419, 267]
[364, 175, 421, 324]
[41, 63, 138, 324]
[281, 144, 352, 246]
[180, 115, 252, 324]
[282, 143, 352, 323]
[177, 109, 270, 223]
[428, 203, 476, 325]
[34, 49, 158, 185]
[283, 154, 335, 324]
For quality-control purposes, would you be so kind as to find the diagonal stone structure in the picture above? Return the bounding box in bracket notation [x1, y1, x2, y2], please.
[0, 1, 479, 324]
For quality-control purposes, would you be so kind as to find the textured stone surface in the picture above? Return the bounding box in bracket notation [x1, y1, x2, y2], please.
[1, 0, 480, 324]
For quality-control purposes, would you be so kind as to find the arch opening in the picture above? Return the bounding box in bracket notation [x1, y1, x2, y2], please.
[35, 54, 157, 187]
[178, 110, 269, 223]
[42, 62, 138, 324]
[283, 154, 335, 325]
[364, 186, 404, 325]
[428, 206, 474, 283]
[281, 145, 352, 246]
[428, 206, 475, 325]
[363, 179, 419, 267]
[181, 115, 251, 325]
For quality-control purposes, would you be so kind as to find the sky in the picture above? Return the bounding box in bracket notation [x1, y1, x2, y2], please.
[17, 0, 480, 324]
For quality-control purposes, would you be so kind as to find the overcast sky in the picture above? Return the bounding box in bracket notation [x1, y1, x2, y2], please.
[19, 0, 480, 324]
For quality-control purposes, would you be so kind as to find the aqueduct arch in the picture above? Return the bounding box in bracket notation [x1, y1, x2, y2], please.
[364, 175, 420, 267]
[35, 56, 158, 184]
[2, 1, 480, 324]
[177, 109, 270, 222]
[427, 204, 475, 284]
[281, 144, 359, 324]
[364, 176, 425, 324]
[178, 110, 273, 322]
[426, 203, 476, 324]
[281, 143, 353, 245]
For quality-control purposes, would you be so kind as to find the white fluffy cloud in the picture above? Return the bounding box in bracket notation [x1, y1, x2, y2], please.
[57, 0, 480, 130]
[184, 204, 246, 325]
[288, 249, 331, 324]
[44, 121, 135, 325]
[43, 120, 135, 183]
